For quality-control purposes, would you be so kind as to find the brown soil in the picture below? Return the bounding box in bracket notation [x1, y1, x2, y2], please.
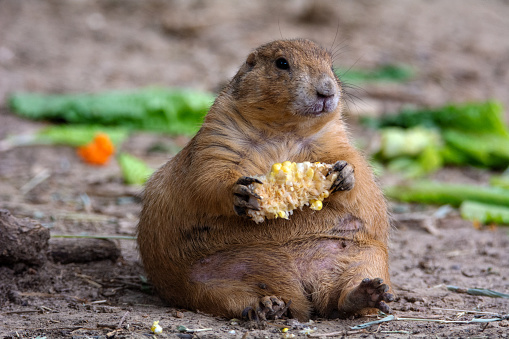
[1, 1, 508, 338]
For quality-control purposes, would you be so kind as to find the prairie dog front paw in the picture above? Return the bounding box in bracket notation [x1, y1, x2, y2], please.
[233, 176, 262, 216]
[329, 160, 355, 193]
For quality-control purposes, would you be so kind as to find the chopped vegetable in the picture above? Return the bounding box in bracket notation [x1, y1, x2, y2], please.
[377, 128, 443, 177]
[77, 133, 115, 166]
[363, 101, 509, 174]
[9, 87, 215, 136]
[460, 200, 509, 225]
[385, 181, 509, 207]
[442, 130, 509, 169]
[118, 153, 154, 185]
[362, 101, 507, 137]
[378, 128, 440, 159]
[247, 161, 338, 223]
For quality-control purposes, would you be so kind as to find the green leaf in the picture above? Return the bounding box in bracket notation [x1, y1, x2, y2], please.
[8, 87, 215, 136]
[442, 130, 509, 169]
[365, 101, 508, 137]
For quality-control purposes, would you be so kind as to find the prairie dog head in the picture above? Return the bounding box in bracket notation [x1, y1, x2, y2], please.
[229, 39, 342, 125]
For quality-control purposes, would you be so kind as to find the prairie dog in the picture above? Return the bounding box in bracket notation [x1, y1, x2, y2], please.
[137, 39, 393, 321]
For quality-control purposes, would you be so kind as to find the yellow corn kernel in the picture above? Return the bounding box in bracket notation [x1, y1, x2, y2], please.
[281, 161, 292, 175]
[310, 200, 323, 211]
[151, 321, 163, 334]
[271, 162, 282, 174]
[290, 162, 298, 172]
[305, 167, 314, 179]
[295, 171, 303, 180]
[277, 211, 288, 219]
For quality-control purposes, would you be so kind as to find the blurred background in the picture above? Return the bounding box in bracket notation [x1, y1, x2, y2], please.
[1, 0, 508, 108]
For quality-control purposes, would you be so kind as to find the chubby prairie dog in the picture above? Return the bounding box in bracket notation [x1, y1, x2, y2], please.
[137, 39, 393, 321]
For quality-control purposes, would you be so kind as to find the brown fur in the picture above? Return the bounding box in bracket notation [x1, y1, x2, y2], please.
[137, 39, 392, 321]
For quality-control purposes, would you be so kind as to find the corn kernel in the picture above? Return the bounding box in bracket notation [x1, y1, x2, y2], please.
[306, 168, 314, 179]
[281, 165, 291, 174]
[271, 163, 282, 173]
[290, 162, 298, 172]
[295, 171, 303, 180]
[278, 211, 288, 219]
[151, 321, 163, 334]
[310, 200, 323, 211]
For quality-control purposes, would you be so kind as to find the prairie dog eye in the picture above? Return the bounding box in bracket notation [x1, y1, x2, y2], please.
[275, 57, 290, 70]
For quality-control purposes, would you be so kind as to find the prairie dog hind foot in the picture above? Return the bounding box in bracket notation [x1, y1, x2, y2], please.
[242, 296, 291, 321]
[338, 278, 394, 317]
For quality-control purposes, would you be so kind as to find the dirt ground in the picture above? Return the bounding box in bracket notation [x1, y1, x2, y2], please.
[1, 0, 509, 338]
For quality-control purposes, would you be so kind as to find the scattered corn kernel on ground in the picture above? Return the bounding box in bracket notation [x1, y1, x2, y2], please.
[151, 320, 163, 334]
[247, 161, 338, 223]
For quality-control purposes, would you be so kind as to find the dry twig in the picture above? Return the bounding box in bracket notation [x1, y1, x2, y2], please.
[20, 168, 51, 195]
[117, 311, 130, 329]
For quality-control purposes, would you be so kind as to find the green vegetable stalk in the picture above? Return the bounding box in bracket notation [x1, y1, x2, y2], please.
[385, 181, 509, 207]
[37, 125, 129, 146]
[490, 174, 509, 190]
[0, 125, 129, 151]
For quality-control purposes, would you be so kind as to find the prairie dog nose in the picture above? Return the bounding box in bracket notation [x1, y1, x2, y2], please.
[316, 76, 336, 98]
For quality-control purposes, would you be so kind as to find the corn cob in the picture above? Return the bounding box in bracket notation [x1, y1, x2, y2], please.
[247, 161, 338, 223]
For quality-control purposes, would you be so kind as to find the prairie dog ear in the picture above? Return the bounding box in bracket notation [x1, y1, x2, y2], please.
[246, 51, 257, 67]
[228, 51, 258, 97]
